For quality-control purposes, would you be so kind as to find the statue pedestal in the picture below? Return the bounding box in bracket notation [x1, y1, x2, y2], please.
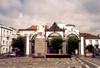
[35, 37, 46, 57]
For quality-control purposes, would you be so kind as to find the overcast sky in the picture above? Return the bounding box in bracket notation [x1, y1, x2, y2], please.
[0, 0, 100, 35]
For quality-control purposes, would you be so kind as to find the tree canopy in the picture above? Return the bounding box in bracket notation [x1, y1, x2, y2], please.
[67, 36, 79, 53]
[51, 36, 63, 53]
[11, 36, 25, 54]
[86, 45, 94, 52]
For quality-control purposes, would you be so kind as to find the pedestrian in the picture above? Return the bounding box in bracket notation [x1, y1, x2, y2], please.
[8, 52, 10, 58]
[77, 52, 79, 58]
[75, 49, 78, 56]
[92, 52, 95, 58]
[92, 49, 95, 58]
[75, 49, 79, 59]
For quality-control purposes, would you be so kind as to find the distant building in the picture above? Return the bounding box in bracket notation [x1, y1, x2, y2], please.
[80, 33, 100, 49]
[0, 24, 17, 54]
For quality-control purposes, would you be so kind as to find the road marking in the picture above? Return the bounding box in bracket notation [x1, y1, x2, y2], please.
[85, 64, 90, 68]
[66, 61, 69, 64]
[56, 60, 59, 64]
[79, 66, 82, 68]
[82, 58, 100, 68]
[68, 67, 70, 68]
[77, 59, 84, 64]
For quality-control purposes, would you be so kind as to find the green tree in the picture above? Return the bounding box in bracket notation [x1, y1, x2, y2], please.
[86, 45, 94, 52]
[51, 36, 63, 53]
[11, 36, 25, 54]
[67, 36, 79, 53]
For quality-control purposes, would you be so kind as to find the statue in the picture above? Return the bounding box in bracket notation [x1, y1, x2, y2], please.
[37, 24, 44, 38]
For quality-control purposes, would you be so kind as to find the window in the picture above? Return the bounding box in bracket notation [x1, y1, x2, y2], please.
[6, 41, 8, 46]
[3, 48, 5, 50]
[7, 31, 8, 36]
[95, 45, 98, 49]
[3, 40, 5, 45]
[89, 40, 92, 44]
[6, 48, 8, 53]
[95, 40, 98, 44]
[3, 30, 5, 36]
[10, 32, 11, 37]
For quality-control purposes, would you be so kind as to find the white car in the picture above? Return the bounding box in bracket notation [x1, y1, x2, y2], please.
[9, 52, 16, 57]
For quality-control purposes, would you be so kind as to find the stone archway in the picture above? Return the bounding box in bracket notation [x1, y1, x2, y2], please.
[45, 22, 66, 55]
[30, 34, 37, 55]
[47, 33, 63, 53]
[65, 33, 80, 55]
[66, 35, 79, 54]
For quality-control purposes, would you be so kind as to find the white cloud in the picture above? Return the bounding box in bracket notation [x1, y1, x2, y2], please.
[0, 0, 100, 35]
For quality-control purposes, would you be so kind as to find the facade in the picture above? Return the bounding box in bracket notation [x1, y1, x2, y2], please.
[18, 22, 100, 56]
[0, 24, 17, 54]
[1, 22, 100, 56]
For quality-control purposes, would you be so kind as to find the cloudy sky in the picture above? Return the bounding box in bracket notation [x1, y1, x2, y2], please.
[0, 0, 100, 35]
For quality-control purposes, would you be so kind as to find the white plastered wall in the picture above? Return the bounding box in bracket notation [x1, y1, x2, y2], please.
[86, 39, 100, 48]
[18, 30, 36, 37]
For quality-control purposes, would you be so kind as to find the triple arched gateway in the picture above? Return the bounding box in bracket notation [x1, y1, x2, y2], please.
[24, 22, 100, 57]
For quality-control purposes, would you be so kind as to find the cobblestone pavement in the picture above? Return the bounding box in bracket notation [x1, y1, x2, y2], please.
[0, 57, 90, 68]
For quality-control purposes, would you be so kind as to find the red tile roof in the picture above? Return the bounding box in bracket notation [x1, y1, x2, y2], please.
[27, 25, 37, 30]
[80, 33, 100, 39]
[26, 25, 48, 30]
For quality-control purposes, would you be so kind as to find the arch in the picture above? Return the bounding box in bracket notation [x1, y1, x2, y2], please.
[30, 31, 38, 39]
[28, 31, 38, 55]
[31, 34, 37, 40]
[47, 32, 63, 53]
[66, 34, 80, 55]
[66, 34, 79, 40]
[65, 32, 80, 39]
[46, 31, 64, 40]
[47, 32, 63, 39]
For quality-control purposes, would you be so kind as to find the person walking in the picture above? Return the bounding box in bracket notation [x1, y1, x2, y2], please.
[92, 49, 95, 58]
[75, 49, 79, 59]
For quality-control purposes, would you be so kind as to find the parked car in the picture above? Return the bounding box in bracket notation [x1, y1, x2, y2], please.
[8, 52, 16, 57]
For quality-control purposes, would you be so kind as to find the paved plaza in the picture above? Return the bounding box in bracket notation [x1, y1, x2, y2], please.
[0, 56, 97, 68]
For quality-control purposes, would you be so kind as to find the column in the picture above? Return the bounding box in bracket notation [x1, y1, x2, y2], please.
[80, 37, 85, 55]
[62, 38, 66, 54]
[26, 36, 30, 56]
[79, 41, 81, 56]
[29, 37, 32, 56]
[45, 41, 47, 54]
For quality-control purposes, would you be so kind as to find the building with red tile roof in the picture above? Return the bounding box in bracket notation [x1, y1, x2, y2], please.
[17, 22, 100, 56]
[80, 33, 100, 39]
